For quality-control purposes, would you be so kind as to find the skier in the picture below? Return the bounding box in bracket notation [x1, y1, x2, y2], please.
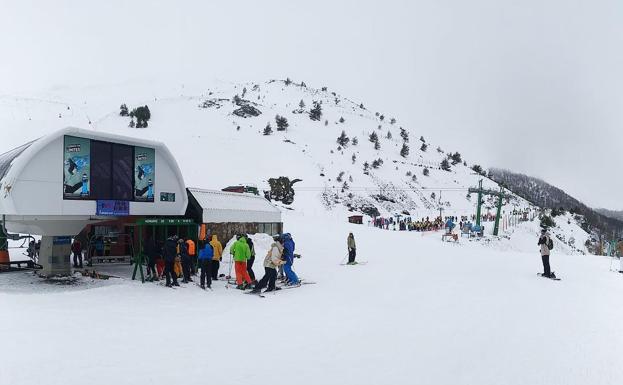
[232, 234, 253, 289]
[617, 239, 623, 274]
[246, 235, 257, 284]
[178, 238, 192, 283]
[144, 234, 159, 281]
[71, 238, 83, 268]
[198, 242, 214, 289]
[162, 236, 180, 287]
[186, 238, 196, 275]
[251, 237, 285, 294]
[281, 233, 299, 285]
[538, 228, 555, 278]
[210, 235, 223, 280]
[347, 233, 357, 264]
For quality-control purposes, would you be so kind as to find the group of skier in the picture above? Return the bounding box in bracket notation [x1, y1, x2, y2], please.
[142, 231, 301, 292]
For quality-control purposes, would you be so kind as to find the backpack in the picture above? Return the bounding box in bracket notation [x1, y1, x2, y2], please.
[547, 238, 554, 250]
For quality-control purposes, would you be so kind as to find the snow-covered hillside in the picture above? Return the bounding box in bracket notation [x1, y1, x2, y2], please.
[0, 79, 589, 250]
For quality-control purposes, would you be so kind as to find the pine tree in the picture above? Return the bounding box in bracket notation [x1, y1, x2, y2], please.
[441, 159, 451, 171]
[363, 162, 370, 174]
[390, 117, 396, 124]
[352, 153, 357, 164]
[423, 167, 429, 176]
[119, 104, 129, 116]
[400, 143, 409, 158]
[450, 152, 462, 165]
[309, 101, 322, 121]
[299, 99, 306, 109]
[420, 143, 428, 152]
[369, 131, 378, 143]
[129, 119, 135, 128]
[263, 123, 273, 135]
[337, 130, 350, 146]
[352, 137, 358, 146]
[374, 140, 380, 150]
[400, 127, 409, 142]
[275, 115, 289, 131]
[386, 131, 392, 139]
[339, 116, 345, 123]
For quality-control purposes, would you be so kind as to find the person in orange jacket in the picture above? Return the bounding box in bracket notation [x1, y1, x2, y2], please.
[209, 235, 223, 280]
[186, 238, 197, 274]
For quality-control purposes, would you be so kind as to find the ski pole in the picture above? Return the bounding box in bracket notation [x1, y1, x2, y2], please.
[340, 252, 349, 265]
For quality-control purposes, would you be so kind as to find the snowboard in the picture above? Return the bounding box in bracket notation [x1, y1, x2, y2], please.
[537, 272, 561, 281]
[340, 261, 368, 266]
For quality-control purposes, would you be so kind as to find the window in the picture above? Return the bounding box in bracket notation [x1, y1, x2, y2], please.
[111, 144, 133, 200]
[90, 141, 112, 200]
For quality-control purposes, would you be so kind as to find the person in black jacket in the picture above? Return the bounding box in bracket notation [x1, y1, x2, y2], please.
[144, 235, 159, 281]
[163, 236, 179, 287]
[246, 235, 257, 284]
[178, 238, 193, 283]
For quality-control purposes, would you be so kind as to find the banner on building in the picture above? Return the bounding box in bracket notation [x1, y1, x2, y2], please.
[134, 146, 155, 202]
[63, 136, 91, 199]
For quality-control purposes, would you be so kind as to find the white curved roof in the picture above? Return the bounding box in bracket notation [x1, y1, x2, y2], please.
[188, 187, 281, 223]
[0, 127, 188, 235]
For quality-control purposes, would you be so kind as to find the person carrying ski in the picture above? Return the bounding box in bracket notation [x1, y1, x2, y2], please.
[246, 235, 257, 284]
[251, 238, 285, 294]
[281, 233, 299, 285]
[162, 236, 180, 287]
[210, 235, 223, 280]
[198, 242, 214, 289]
[232, 234, 253, 289]
[538, 228, 555, 278]
[71, 238, 83, 268]
[347, 233, 356, 265]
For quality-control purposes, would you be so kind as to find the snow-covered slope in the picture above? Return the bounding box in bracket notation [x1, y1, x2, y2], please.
[0, 79, 589, 251]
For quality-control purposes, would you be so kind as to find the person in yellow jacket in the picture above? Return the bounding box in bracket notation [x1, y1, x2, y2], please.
[210, 235, 223, 280]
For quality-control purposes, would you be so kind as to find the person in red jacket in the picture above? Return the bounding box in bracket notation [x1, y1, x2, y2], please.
[71, 238, 83, 268]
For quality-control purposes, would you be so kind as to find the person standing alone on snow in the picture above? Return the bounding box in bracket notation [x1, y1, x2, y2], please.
[538, 228, 555, 278]
[617, 239, 623, 274]
[347, 233, 356, 264]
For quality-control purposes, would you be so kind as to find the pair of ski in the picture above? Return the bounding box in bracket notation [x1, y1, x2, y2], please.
[245, 280, 317, 298]
[537, 272, 561, 281]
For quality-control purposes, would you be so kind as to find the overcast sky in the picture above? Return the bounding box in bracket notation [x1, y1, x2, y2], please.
[1, 0, 621, 209]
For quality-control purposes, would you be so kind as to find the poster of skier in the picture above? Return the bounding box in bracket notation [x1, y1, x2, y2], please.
[63, 136, 91, 199]
[134, 146, 155, 202]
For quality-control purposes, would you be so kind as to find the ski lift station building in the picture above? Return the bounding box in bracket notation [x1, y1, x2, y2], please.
[0, 127, 282, 277]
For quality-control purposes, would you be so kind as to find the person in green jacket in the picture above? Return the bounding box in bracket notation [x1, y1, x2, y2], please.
[232, 234, 253, 289]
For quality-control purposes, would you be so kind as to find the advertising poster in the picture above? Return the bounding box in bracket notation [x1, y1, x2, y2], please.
[134, 146, 155, 202]
[63, 136, 91, 199]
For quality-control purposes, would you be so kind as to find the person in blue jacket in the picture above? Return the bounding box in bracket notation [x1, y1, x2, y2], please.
[198, 242, 214, 289]
[445, 218, 455, 233]
[281, 233, 299, 285]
